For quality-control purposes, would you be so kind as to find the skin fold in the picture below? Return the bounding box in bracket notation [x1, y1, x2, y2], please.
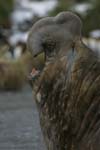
[27, 11, 100, 150]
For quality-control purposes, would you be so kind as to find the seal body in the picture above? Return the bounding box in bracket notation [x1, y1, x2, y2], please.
[32, 42, 100, 150]
[27, 11, 100, 150]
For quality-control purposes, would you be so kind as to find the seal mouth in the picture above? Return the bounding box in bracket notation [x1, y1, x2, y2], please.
[29, 68, 40, 80]
[28, 67, 41, 88]
[28, 51, 46, 84]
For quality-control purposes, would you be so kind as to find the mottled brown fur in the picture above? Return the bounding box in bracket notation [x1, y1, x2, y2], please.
[31, 41, 100, 150]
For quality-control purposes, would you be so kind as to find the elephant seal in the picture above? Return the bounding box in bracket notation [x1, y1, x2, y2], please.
[27, 11, 100, 150]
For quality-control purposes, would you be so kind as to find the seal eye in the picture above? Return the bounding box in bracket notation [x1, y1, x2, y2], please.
[42, 40, 56, 57]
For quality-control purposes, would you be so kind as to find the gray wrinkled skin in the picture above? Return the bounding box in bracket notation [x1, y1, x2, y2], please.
[27, 11, 100, 150]
[27, 11, 82, 57]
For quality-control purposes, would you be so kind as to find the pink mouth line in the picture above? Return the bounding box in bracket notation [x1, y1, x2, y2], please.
[28, 68, 40, 81]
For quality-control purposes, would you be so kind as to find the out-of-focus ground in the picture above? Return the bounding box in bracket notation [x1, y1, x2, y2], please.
[0, 85, 46, 150]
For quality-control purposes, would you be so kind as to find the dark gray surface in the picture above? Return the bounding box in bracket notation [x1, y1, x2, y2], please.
[0, 86, 46, 150]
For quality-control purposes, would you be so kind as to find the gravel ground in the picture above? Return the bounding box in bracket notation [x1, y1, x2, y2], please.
[0, 86, 46, 150]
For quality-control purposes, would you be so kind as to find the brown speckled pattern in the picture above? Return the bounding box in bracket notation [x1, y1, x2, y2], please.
[32, 42, 100, 150]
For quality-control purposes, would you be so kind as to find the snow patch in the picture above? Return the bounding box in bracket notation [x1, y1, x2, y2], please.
[9, 31, 29, 46]
[72, 3, 92, 15]
[11, 0, 57, 24]
[90, 30, 100, 38]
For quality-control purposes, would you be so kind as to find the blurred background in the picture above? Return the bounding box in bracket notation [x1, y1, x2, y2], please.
[0, 0, 100, 90]
[0, 0, 99, 149]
